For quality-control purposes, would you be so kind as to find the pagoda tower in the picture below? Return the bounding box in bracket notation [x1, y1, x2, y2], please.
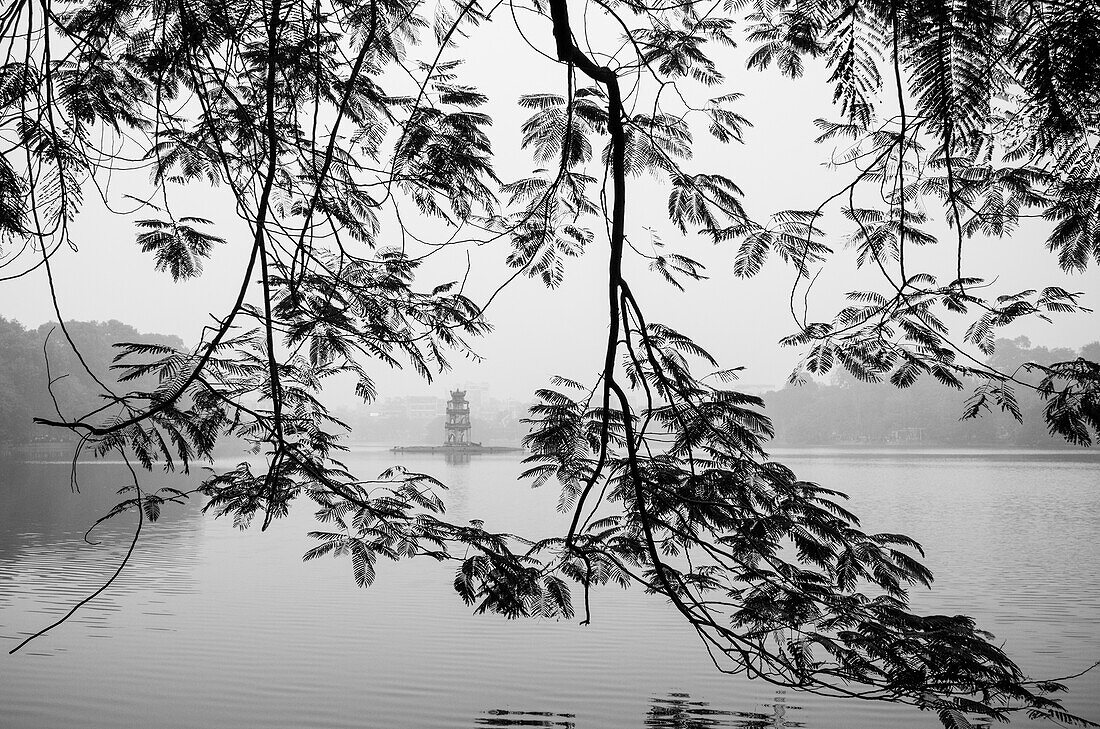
[444, 390, 471, 446]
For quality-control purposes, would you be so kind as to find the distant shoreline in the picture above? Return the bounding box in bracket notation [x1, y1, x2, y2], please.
[767, 441, 1087, 450]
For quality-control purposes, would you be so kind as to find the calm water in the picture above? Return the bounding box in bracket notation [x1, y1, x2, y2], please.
[1, 448, 1098, 728]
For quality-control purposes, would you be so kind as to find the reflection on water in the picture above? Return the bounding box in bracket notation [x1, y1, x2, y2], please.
[2, 448, 1099, 728]
[0, 461, 202, 655]
[646, 692, 803, 729]
[475, 708, 576, 727]
[472, 693, 804, 729]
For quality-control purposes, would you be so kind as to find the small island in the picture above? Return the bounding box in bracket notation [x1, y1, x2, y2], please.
[391, 390, 524, 454]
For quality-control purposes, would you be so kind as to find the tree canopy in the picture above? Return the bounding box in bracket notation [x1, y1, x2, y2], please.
[2, 0, 1099, 725]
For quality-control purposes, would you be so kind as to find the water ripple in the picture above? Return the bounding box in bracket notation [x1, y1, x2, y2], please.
[2, 450, 1098, 728]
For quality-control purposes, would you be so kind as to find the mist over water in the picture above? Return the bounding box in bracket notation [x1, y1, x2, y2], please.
[1, 448, 1098, 728]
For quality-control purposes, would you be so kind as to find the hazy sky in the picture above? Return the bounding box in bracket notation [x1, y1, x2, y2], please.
[1, 19, 1097, 403]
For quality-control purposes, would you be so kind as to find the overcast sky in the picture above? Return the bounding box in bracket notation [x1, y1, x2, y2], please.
[1, 18, 1097, 403]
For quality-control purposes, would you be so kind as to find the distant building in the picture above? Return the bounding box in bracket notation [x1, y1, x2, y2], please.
[377, 395, 445, 420]
[460, 382, 489, 409]
[739, 383, 778, 395]
[445, 390, 471, 445]
[392, 389, 522, 453]
[888, 427, 926, 443]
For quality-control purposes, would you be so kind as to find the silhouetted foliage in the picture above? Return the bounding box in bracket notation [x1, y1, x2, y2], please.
[2, 0, 1099, 725]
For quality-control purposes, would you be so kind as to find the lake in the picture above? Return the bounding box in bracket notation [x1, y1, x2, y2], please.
[2, 447, 1098, 728]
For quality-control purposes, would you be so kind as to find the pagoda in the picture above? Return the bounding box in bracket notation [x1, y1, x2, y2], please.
[390, 389, 523, 454]
[444, 390, 472, 446]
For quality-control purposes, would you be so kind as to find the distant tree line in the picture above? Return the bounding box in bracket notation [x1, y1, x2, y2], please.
[0, 318, 184, 447]
[4, 322, 1092, 450]
[765, 338, 1100, 447]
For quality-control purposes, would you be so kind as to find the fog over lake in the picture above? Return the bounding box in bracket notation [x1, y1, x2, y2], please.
[3, 447, 1098, 728]
[3, 0, 1100, 723]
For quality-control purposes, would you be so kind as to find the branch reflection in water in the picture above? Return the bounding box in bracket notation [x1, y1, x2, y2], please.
[474, 708, 575, 727]
[472, 693, 806, 728]
[646, 692, 802, 729]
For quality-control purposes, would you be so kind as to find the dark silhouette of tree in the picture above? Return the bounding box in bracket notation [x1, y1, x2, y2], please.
[1, 0, 1098, 726]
